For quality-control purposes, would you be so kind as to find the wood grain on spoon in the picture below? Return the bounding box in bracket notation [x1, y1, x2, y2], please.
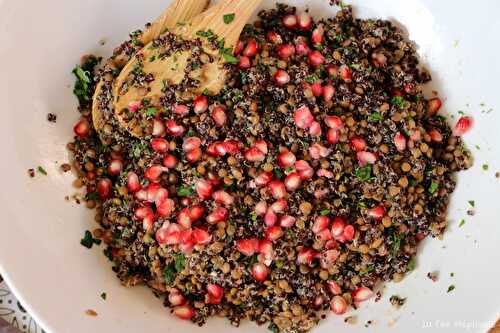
[112, 0, 263, 138]
[91, 0, 210, 133]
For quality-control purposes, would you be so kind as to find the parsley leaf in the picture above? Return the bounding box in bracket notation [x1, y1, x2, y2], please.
[407, 257, 416, 271]
[428, 182, 439, 194]
[144, 107, 157, 117]
[164, 264, 176, 285]
[250, 212, 258, 222]
[100, 292, 107, 300]
[320, 209, 330, 216]
[447, 285, 455, 293]
[355, 165, 372, 181]
[86, 191, 100, 201]
[482, 164, 489, 171]
[177, 186, 194, 197]
[223, 13, 235, 24]
[359, 265, 374, 276]
[174, 253, 185, 272]
[368, 112, 383, 122]
[37, 166, 47, 176]
[305, 74, 319, 84]
[468, 200, 475, 207]
[458, 219, 466, 227]
[80, 230, 95, 249]
[72, 65, 92, 103]
[391, 96, 405, 108]
[222, 52, 239, 64]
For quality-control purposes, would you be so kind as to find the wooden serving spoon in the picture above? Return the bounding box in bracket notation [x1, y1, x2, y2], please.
[112, 0, 263, 138]
[91, 0, 210, 134]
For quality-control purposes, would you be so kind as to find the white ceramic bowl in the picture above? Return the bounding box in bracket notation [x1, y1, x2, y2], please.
[0, 0, 499, 332]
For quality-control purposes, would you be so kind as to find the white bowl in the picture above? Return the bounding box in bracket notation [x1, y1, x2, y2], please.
[0, 0, 499, 332]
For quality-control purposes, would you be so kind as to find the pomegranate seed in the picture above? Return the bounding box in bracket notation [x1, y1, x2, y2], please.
[331, 217, 346, 237]
[404, 83, 416, 95]
[183, 137, 201, 153]
[268, 180, 287, 199]
[168, 291, 186, 306]
[453, 116, 472, 137]
[258, 239, 274, 262]
[284, 172, 302, 191]
[244, 147, 266, 162]
[325, 115, 343, 130]
[325, 239, 338, 250]
[311, 25, 324, 44]
[181, 197, 191, 206]
[152, 119, 165, 137]
[206, 207, 228, 224]
[394, 132, 407, 152]
[107, 159, 123, 176]
[265, 226, 283, 242]
[312, 216, 330, 234]
[271, 199, 288, 213]
[278, 150, 296, 167]
[177, 208, 192, 229]
[73, 118, 90, 138]
[278, 44, 295, 59]
[195, 179, 213, 200]
[309, 81, 322, 97]
[428, 128, 443, 142]
[313, 296, 324, 308]
[352, 286, 373, 302]
[297, 12, 312, 30]
[151, 138, 169, 153]
[127, 172, 141, 193]
[372, 52, 387, 67]
[339, 65, 352, 82]
[180, 229, 193, 244]
[274, 69, 290, 86]
[166, 119, 185, 137]
[267, 31, 282, 44]
[255, 172, 273, 187]
[297, 248, 316, 265]
[193, 95, 208, 113]
[357, 151, 378, 166]
[392, 88, 404, 97]
[282, 14, 297, 29]
[206, 284, 224, 304]
[222, 140, 241, 155]
[236, 238, 259, 256]
[294, 105, 314, 129]
[410, 129, 422, 142]
[308, 50, 325, 67]
[238, 55, 251, 69]
[173, 305, 194, 320]
[153, 187, 169, 207]
[179, 239, 195, 254]
[255, 201, 268, 216]
[144, 183, 161, 203]
[330, 296, 348, 315]
[134, 206, 153, 220]
[96, 178, 112, 199]
[295, 37, 311, 55]
[192, 228, 212, 245]
[173, 104, 189, 116]
[264, 208, 278, 227]
[343, 225, 355, 241]
[327, 280, 342, 295]
[251, 263, 269, 282]
[367, 205, 385, 220]
[234, 40, 244, 55]
[295, 160, 314, 179]
[157, 198, 175, 217]
[309, 143, 330, 159]
[321, 249, 340, 268]
[317, 168, 334, 178]
[326, 128, 339, 144]
[254, 140, 268, 154]
[322, 84, 335, 102]
[309, 121, 322, 136]
[128, 101, 141, 113]
[351, 137, 367, 151]
[212, 190, 234, 206]
[279, 215, 296, 228]
[327, 65, 339, 77]
[135, 189, 147, 201]
[243, 39, 258, 57]
[145, 165, 166, 182]
[317, 228, 333, 241]
[427, 97, 442, 116]
[163, 154, 178, 169]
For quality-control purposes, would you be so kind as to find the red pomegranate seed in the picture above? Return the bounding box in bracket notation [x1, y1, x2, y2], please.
[255, 201, 268, 216]
[311, 25, 324, 44]
[278, 44, 295, 59]
[180, 228, 193, 244]
[297, 247, 316, 265]
[128, 101, 141, 113]
[410, 129, 422, 142]
[357, 151, 378, 166]
[327, 65, 339, 77]
[326, 128, 339, 144]
[210, 106, 227, 127]
[279, 215, 296, 228]
[206, 207, 228, 224]
[330, 296, 348, 315]
[212, 190, 234, 206]
[179, 239, 195, 254]
[145, 165, 166, 182]
[313, 296, 324, 308]
[372, 52, 387, 67]
[73, 118, 90, 138]
[144, 183, 161, 203]
[428, 97, 442, 116]
[127, 172, 141, 193]
[322, 84, 335, 102]
[278, 150, 296, 167]
[394, 132, 407, 152]
[134, 206, 153, 220]
[193, 95, 208, 113]
[182, 137, 201, 152]
[316, 168, 333, 178]
[392, 88, 403, 97]
[195, 179, 213, 200]
[238, 55, 251, 69]
[157, 198, 175, 217]
[251, 263, 269, 282]
[236, 238, 259, 256]
[284, 172, 302, 191]
[295, 160, 314, 179]
[264, 208, 278, 227]
[265, 226, 283, 242]
[152, 119, 165, 137]
[309, 143, 330, 159]
[222, 140, 241, 155]
[310, 81, 322, 97]
[325, 239, 338, 250]
[234, 40, 244, 55]
[325, 115, 343, 130]
[321, 249, 340, 267]
[151, 138, 169, 153]
[367, 205, 385, 219]
[135, 189, 147, 201]
[96, 178, 112, 199]
[189, 205, 204, 221]
[254, 140, 268, 154]
[180, 197, 191, 206]
[343, 225, 355, 241]
[282, 14, 298, 28]
[317, 228, 333, 241]
[192, 228, 212, 245]
[327, 280, 342, 295]
[255, 172, 273, 187]
[268, 180, 287, 199]
[271, 199, 288, 213]
[453, 116, 472, 137]
[331, 217, 346, 237]
[107, 159, 123, 176]
[312, 216, 330, 234]
[243, 39, 258, 57]
[351, 137, 367, 151]
[308, 50, 325, 67]
[428, 128, 443, 142]
[309, 121, 322, 137]
[173, 305, 194, 320]
[206, 284, 224, 304]
[166, 119, 185, 137]
[297, 12, 312, 30]
[163, 154, 178, 169]
[173, 104, 190, 116]
[274, 69, 291, 86]
[153, 187, 169, 207]
[177, 208, 192, 229]
[244, 147, 266, 162]
[352, 286, 373, 302]
[267, 31, 282, 44]
[339, 65, 352, 82]
[168, 290, 186, 306]
[295, 37, 311, 55]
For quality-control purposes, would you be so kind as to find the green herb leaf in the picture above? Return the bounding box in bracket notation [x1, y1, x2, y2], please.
[144, 107, 157, 117]
[458, 219, 466, 227]
[37, 166, 47, 175]
[305, 74, 319, 84]
[428, 182, 439, 194]
[450, 272, 455, 277]
[223, 13, 235, 24]
[273, 169, 284, 179]
[355, 165, 372, 181]
[174, 253, 185, 272]
[177, 186, 194, 197]
[468, 200, 475, 207]
[80, 230, 94, 249]
[222, 52, 239, 64]
[250, 212, 258, 222]
[268, 322, 279, 333]
[164, 264, 176, 285]
[86, 191, 100, 201]
[391, 96, 405, 108]
[240, 71, 248, 84]
[390, 234, 402, 257]
[100, 292, 107, 300]
[407, 257, 416, 271]
[72, 65, 92, 103]
[368, 112, 383, 122]
[320, 209, 330, 216]
[482, 164, 489, 171]
[359, 265, 374, 276]
[447, 285, 455, 293]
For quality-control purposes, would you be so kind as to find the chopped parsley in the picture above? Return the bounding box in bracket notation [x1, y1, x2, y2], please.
[407, 257, 416, 271]
[174, 253, 185, 272]
[446, 285, 455, 293]
[144, 107, 157, 117]
[132, 141, 148, 158]
[250, 212, 258, 222]
[391, 96, 405, 108]
[482, 164, 489, 171]
[196, 29, 215, 39]
[428, 182, 439, 194]
[273, 169, 284, 179]
[80, 230, 100, 249]
[268, 322, 279, 333]
[223, 13, 235, 24]
[368, 112, 383, 122]
[319, 209, 330, 216]
[177, 186, 194, 197]
[37, 166, 47, 175]
[305, 74, 319, 84]
[222, 52, 239, 64]
[100, 292, 107, 300]
[468, 200, 475, 207]
[355, 165, 372, 181]
[359, 265, 374, 276]
[72, 65, 92, 102]
[240, 71, 248, 84]
[86, 191, 100, 201]
[164, 264, 176, 285]
[458, 219, 466, 227]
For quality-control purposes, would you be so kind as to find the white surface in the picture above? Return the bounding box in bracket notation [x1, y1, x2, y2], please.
[0, 0, 499, 332]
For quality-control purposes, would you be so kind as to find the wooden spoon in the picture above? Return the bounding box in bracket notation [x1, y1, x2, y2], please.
[91, 0, 210, 134]
[112, 0, 263, 138]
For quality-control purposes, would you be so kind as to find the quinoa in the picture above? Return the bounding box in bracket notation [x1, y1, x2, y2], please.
[67, 4, 471, 332]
